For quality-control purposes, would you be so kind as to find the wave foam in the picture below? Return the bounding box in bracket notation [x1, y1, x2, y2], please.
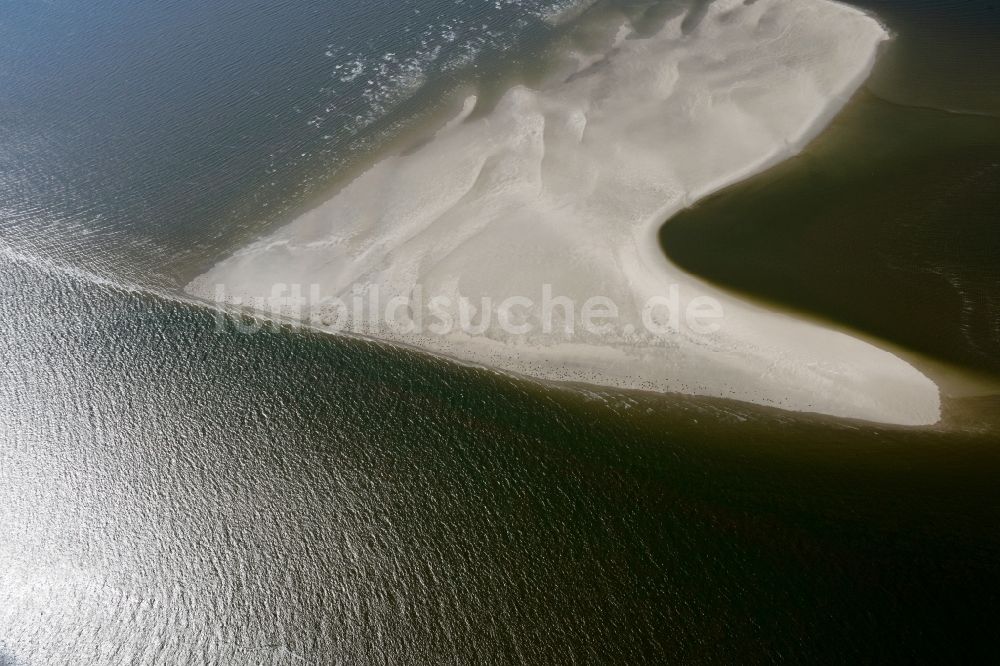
[188, 0, 941, 426]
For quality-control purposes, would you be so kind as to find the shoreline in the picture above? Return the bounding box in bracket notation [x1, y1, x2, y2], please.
[187, 0, 941, 426]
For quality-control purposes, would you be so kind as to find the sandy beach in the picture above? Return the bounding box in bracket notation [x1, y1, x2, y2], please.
[187, 0, 941, 426]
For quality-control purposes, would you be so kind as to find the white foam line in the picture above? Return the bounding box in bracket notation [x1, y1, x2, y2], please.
[187, 0, 941, 426]
[0, 243, 140, 294]
[0, 242, 212, 315]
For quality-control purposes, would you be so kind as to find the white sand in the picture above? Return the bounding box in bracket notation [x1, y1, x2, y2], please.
[187, 0, 941, 426]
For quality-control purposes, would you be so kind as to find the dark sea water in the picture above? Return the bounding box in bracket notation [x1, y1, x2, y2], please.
[2, 0, 1000, 663]
[0, 0, 596, 285]
[660, 0, 1000, 383]
[662, 93, 1000, 378]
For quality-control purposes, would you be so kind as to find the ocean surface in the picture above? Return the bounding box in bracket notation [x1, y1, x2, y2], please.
[1, 0, 999, 662]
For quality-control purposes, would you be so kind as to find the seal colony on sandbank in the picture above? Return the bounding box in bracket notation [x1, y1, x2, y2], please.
[187, 0, 942, 426]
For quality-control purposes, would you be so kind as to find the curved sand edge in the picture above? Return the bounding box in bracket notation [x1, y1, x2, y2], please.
[188, 0, 941, 426]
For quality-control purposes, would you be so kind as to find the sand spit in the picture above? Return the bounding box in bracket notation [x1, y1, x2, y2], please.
[188, 0, 940, 425]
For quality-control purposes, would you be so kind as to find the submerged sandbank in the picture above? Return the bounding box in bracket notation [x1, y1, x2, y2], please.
[188, 0, 941, 426]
